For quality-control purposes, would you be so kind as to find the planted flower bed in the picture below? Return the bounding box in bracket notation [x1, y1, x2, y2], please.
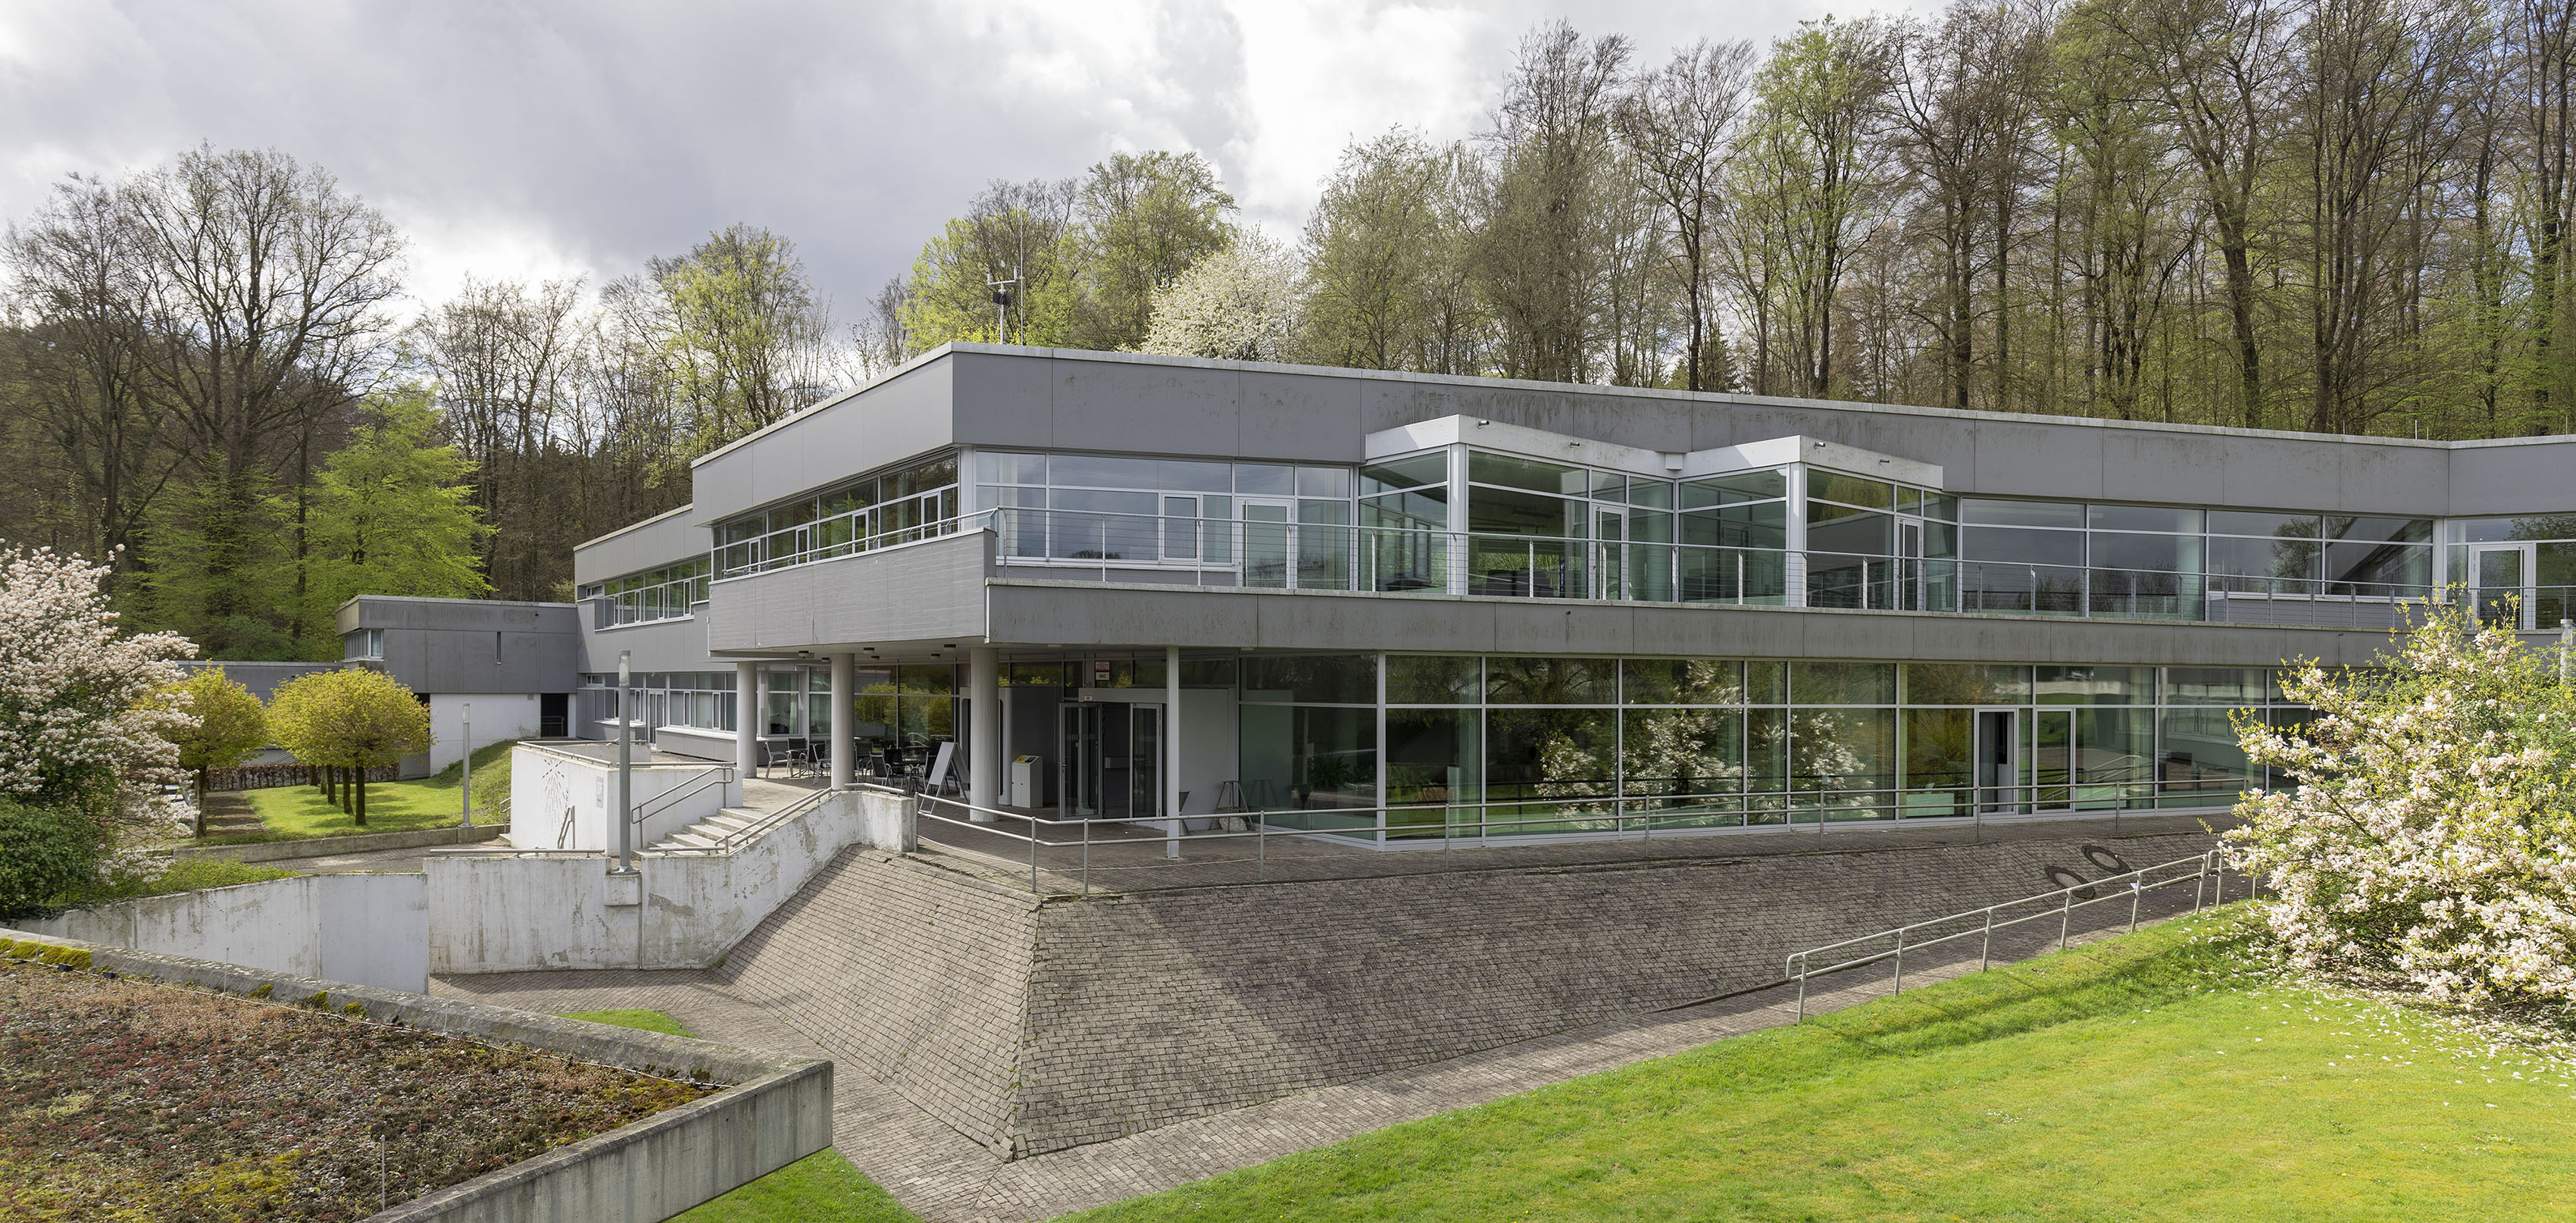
[0, 950, 713, 1221]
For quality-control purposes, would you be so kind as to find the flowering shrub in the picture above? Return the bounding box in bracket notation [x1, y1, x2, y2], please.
[2227, 602, 2576, 1009]
[0, 547, 193, 834]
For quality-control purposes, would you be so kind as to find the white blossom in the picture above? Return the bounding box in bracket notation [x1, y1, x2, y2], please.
[1134, 231, 1306, 363]
[0, 546, 195, 837]
[2227, 605, 2576, 1011]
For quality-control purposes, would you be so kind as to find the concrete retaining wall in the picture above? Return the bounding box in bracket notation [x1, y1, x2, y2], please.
[712, 824, 2219, 1158]
[427, 788, 911, 974]
[508, 743, 741, 852]
[19, 873, 429, 992]
[0, 931, 831, 1223]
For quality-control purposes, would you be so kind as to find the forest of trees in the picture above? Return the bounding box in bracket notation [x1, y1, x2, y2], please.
[11, 0, 2576, 659]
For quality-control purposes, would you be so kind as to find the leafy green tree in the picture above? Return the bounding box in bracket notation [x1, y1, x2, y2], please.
[631, 224, 849, 461]
[1074, 151, 1238, 350]
[0, 796, 101, 918]
[897, 180, 1085, 352]
[266, 668, 430, 826]
[158, 668, 268, 834]
[1302, 129, 1486, 374]
[300, 387, 491, 646]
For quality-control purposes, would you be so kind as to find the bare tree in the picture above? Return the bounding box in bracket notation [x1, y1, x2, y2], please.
[1618, 39, 1757, 392]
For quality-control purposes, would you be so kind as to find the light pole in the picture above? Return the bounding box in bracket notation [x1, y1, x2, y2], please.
[461, 702, 473, 828]
[616, 651, 634, 874]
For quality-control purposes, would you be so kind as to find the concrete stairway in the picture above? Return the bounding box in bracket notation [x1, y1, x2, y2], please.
[647, 808, 767, 851]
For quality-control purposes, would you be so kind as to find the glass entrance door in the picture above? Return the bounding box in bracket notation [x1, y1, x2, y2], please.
[1974, 708, 2018, 814]
[2472, 544, 2534, 629]
[1594, 507, 1626, 600]
[1896, 518, 1927, 611]
[1059, 703, 1100, 818]
[1130, 704, 1163, 821]
[1241, 499, 1293, 589]
[1059, 702, 1164, 821]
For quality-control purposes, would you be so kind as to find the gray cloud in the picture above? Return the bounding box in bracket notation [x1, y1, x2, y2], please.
[2, 0, 1906, 317]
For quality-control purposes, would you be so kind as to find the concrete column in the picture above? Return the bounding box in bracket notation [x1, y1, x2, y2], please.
[733, 661, 758, 777]
[829, 653, 854, 790]
[1165, 644, 1181, 859]
[969, 646, 1000, 821]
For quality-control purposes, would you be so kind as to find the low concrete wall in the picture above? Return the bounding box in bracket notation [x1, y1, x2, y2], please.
[18, 873, 429, 992]
[178, 824, 507, 863]
[427, 787, 914, 974]
[508, 743, 739, 852]
[0, 931, 831, 1223]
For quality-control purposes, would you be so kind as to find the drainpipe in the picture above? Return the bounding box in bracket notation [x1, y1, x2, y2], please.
[1166, 645, 1181, 860]
[460, 702, 473, 828]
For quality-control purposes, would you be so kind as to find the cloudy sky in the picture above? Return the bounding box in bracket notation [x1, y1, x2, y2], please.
[3, 0, 1921, 318]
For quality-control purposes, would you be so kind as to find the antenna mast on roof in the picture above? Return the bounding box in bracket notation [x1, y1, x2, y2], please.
[989, 268, 1018, 346]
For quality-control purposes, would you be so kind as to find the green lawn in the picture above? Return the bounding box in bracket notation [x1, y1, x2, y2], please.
[673, 1151, 917, 1222]
[556, 1009, 919, 1222]
[1065, 909, 2576, 1221]
[560, 1009, 698, 1038]
[208, 741, 516, 843]
[57, 857, 295, 908]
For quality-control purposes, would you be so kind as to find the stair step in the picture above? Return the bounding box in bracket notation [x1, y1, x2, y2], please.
[699, 813, 758, 834]
[664, 831, 722, 849]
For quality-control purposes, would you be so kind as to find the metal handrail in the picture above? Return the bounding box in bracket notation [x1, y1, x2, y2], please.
[909, 780, 2243, 896]
[651, 785, 833, 855]
[1783, 849, 2239, 1021]
[703, 507, 2562, 632]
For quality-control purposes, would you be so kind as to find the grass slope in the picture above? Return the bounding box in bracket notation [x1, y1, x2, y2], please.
[1070, 911, 2576, 1222]
[213, 741, 516, 843]
[559, 1009, 697, 1039]
[558, 1008, 920, 1223]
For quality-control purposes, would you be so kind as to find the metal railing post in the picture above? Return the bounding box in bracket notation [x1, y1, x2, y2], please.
[1082, 817, 1092, 896]
[1030, 810, 1039, 893]
[1891, 927, 1905, 996]
[1793, 954, 1808, 1023]
[1980, 908, 1994, 971]
[2059, 888, 2072, 951]
[2129, 877, 2143, 933]
[1256, 812, 1266, 880]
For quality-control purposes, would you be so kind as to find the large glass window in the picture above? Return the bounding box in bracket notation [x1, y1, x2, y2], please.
[716, 452, 961, 577]
[586, 558, 712, 627]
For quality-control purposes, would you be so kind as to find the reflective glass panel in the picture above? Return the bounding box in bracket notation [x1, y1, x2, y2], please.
[1622, 658, 1744, 705]
[1387, 655, 1481, 704]
[1485, 657, 1617, 705]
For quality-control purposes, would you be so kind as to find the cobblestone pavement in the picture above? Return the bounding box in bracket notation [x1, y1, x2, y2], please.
[918, 807, 2233, 896]
[433, 866, 2235, 1221]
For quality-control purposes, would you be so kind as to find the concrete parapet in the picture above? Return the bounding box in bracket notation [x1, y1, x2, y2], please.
[17, 872, 428, 991]
[0, 931, 833, 1223]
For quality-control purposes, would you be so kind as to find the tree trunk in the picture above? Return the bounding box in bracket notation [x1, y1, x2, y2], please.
[355, 771, 367, 827]
[194, 767, 208, 838]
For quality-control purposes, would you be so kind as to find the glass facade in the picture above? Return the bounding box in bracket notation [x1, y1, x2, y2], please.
[580, 558, 711, 627]
[1218, 654, 2302, 840]
[714, 452, 961, 578]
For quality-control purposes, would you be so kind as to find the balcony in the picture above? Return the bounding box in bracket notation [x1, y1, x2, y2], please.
[978, 508, 2467, 631]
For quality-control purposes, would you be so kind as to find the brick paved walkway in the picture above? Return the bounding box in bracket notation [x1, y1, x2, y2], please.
[435, 852, 2237, 1221]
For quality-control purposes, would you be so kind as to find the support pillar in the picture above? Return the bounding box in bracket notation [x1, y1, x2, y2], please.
[733, 661, 758, 777]
[829, 653, 854, 790]
[1165, 644, 1180, 859]
[970, 646, 1000, 821]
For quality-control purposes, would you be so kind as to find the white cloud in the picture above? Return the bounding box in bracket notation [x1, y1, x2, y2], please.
[2, 0, 1937, 319]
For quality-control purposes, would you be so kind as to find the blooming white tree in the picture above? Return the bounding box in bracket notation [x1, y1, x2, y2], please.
[1134, 230, 1306, 362]
[0, 547, 195, 832]
[2227, 602, 2576, 1009]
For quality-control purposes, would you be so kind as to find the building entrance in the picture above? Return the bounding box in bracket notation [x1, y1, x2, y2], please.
[1058, 701, 1165, 821]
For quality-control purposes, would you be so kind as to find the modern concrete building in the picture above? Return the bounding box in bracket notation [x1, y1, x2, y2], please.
[336, 594, 581, 774]
[547, 343, 2576, 842]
